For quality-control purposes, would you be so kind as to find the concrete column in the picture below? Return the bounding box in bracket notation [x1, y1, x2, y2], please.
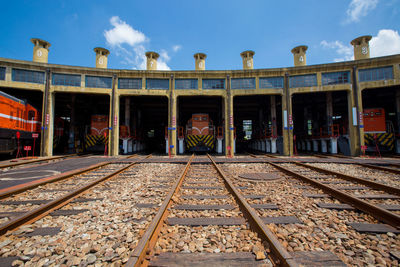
[271, 138, 277, 153]
[396, 139, 400, 154]
[282, 73, 293, 156]
[169, 75, 177, 155]
[217, 138, 223, 154]
[266, 140, 271, 153]
[40, 70, 54, 157]
[128, 139, 132, 153]
[109, 75, 119, 156]
[5, 67, 11, 82]
[350, 67, 364, 156]
[394, 63, 400, 80]
[80, 74, 85, 87]
[178, 138, 184, 154]
[225, 75, 234, 157]
[282, 98, 289, 155]
[347, 89, 360, 156]
[307, 140, 311, 151]
[313, 140, 319, 152]
[330, 137, 338, 154]
[321, 140, 328, 153]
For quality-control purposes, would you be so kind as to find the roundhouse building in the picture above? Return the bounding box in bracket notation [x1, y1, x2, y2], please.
[0, 36, 399, 157]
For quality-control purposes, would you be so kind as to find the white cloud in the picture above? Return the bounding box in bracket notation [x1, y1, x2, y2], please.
[160, 49, 170, 61]
[320, 40, 354, 62]
[321, 29, 400, 62]
[172, 45, 182, 52]
[105, 16, 147, 47]
[104, 16, 171, 70]
[346, 0, 379, 23]
[370, 29, 400, 57]
[157, 61, 171, 71]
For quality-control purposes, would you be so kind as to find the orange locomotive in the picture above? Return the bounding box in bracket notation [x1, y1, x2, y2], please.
[363, 108, 395, 151]
[185, 113, 215, 152]
[0, 91, 41, 154]
[84, 115, 109, 151]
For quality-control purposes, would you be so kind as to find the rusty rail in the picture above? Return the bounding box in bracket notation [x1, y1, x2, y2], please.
[269, 162, 400, 229]
[126, 154, 195, 267]
[253, 152, 400, 196]
[0, 162, 110, 200]
[292, 161, 400, 196]
[208, 155, 298, 267]
[354, 162, 400, 175]
[0, 155, 151, 236]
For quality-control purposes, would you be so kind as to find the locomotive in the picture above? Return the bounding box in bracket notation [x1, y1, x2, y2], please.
[85, 115, 109, 150]
[185, 113, 215, 152]
[0, 91, 41, 154]
[363, 108, 395, 152]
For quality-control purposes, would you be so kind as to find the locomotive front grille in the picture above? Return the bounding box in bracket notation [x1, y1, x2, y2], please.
[186, 135, 215, 150]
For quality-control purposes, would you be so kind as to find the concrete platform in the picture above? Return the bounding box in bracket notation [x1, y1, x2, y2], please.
[0, 156, 114, 191]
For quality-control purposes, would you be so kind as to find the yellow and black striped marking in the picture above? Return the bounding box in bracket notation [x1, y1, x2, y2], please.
[186, 135, 215, 150]
[85, 134, 109, 149]
[365, 133, 395, 151]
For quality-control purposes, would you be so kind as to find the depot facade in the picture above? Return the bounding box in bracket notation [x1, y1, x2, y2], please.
[0, 36, 399, 157]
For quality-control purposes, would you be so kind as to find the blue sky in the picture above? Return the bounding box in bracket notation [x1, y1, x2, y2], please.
[1, 0, 400, 70]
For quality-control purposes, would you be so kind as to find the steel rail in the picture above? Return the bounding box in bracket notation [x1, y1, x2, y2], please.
[207, 155, 298, 267]
[324, 154, 352, 159]
[0, 155, 151, 236]
[269, 162, 400, 229]
[354, 162, 400, 175]
[301, 153, 400, 171]
[292, 161, 400, 196]
[126, 154, 195, 267]
[0, 162, 110, 199]
[316, 153, 400, 173]
[0, 154, 79, 169]
[253, 152, 400, 195]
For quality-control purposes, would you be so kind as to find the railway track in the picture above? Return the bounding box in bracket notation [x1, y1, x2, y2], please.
[221, 158, 400, 266]
[0, 155, 149, 234]
[0, 155, 189, 266]
[300, 152, 400, 174]
[249, 153, 400, 226]
[128, 155, 299, 267]
[0, 154, 398, 266]
[271, 162, 400, 226]
[0, 154, 81, 170]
